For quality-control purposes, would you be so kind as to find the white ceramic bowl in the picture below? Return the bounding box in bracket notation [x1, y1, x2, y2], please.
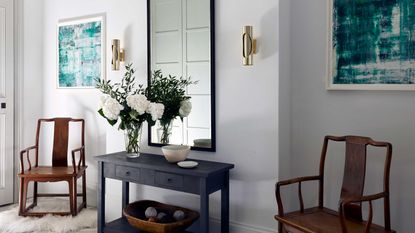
[193, 139, 211, 148]
[161, 145, 191, 163]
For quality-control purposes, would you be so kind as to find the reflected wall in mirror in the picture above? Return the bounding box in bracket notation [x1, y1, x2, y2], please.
[147, 0, 215, 151]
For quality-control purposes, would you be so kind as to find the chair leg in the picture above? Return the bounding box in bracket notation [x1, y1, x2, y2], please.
[73, 177, 77, 216]
[19, 178, 29, 216]
[33, 181, 38, 207]
[82, 172, 87, 207]
[281, 224, 290, 233]
[18, 177, 24, 215]
[68, 179, 75, 216]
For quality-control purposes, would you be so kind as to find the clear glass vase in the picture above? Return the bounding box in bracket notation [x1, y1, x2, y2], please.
[124, 123, 143, 158]
[159, 119, 174, 144]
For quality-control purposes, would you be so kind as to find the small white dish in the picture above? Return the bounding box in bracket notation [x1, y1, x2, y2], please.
[177, 161, 198, 169]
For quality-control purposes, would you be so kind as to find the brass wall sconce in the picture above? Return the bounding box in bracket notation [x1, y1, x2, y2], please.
[111, 39, 125, 70]
[242, 25, 257, 66]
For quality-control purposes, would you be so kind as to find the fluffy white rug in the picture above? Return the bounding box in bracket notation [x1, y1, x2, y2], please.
[0, 198, 97, 233]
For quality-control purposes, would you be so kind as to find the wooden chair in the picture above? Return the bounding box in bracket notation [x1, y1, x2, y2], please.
[275, 135, 395, 233]
[18, 118, 87, 217]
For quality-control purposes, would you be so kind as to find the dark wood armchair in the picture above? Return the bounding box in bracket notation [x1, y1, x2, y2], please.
[275, 135, 395, 233]
[18, 118, 87, 217]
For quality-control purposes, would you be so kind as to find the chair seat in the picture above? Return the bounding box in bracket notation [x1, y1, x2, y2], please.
[18, 166, 87, 178]
[275, 207, 396, 233]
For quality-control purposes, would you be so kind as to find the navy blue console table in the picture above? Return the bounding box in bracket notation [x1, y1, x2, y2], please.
[96, 152, 234, 233]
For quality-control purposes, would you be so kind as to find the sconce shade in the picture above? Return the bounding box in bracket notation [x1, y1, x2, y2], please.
[242, 25, 255, 66]
[112, 39, 120, 70]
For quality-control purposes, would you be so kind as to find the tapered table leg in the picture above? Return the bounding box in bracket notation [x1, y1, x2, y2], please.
[98, 162, 105, 233]
[122, 181, 129, 215]
[200, 178, 209, 233]
[221, 171, 230, 233]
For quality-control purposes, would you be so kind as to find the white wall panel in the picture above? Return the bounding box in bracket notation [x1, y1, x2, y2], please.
[187, 95, 210, 128]
[187, 128, 210, 146]
[155, 0, 181, 32]
[186, 29, 209, 62]
[186, 0, 209, 29]
[154, 63, 182, 78]
[187, 62, 210, 95]
[155, 32, 181, 63]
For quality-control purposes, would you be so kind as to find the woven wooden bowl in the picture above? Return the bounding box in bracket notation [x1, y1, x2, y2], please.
[123, 200, 200, 233]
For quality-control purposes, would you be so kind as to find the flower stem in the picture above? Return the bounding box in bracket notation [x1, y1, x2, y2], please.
[160, 120, 173, 144]
[125, 123, 142, 154]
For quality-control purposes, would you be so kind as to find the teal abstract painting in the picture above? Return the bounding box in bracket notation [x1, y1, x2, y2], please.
[328, 0, 415, 90]
[58, 15, 105, 88]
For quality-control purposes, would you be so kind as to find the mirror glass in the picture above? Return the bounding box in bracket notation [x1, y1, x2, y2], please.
[147, 0, 215, 151]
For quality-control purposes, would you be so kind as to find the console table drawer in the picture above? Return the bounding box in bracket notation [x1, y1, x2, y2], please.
[155, 171, 183, 189]
[116, 166, 140, 182]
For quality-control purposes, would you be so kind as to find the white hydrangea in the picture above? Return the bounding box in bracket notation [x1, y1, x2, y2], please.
[146, 103, 165, 121]
[126, 94, 150, 115]
[99, 95, 110, 108]
[102, 97, 124, 120]
[179, 100, 192, 118]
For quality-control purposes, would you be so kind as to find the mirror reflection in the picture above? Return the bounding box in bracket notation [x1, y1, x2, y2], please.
[148, 0, 215, 151]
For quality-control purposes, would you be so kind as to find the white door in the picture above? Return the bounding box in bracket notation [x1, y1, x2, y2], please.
[0, 0, 13, 206]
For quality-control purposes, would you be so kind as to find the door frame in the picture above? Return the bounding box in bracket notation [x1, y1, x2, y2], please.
[13, 0, 23, 203]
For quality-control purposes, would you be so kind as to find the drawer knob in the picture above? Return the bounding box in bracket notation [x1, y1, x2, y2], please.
[167, 178, 172, 182]
[126, 171, 130, 176]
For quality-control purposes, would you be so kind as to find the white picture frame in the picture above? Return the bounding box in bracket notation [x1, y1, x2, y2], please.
[326, 0, 415, 91]
[57, 13, 106, 89]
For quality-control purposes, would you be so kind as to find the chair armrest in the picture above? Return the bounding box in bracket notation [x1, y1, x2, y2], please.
[20, 146, 37, 173]
[277, 175, 321, 187]
[340, 192, 386, 206]
[71, 146, 85, 173]
[338, 192, 387, 233]
[275, 175, 321, 216]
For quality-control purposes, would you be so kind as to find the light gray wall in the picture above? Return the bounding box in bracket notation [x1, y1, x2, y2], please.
[22, 0, 281, 232]
[290, 0, 414, 232]
[278, 0, 291, 182]
[278, 0, 292, 212]
[22, 0, 44, 150]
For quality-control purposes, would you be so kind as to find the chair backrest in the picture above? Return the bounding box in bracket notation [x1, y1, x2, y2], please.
[318, 135, 392, 224]
[35, 118, 85, 167]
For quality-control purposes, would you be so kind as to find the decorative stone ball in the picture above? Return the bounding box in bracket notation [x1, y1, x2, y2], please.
[145, 207, 157, 218]
[156, 212, 168, 223]
[173, 210, 185, 221]
[148, 217, 158, 222]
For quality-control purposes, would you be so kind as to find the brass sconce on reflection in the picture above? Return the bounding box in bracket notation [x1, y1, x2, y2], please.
[242, 25, 257, 66]
[111, 39, 125, 70]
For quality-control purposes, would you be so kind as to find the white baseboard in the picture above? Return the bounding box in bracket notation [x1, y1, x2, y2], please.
[210, 217, 277, 233]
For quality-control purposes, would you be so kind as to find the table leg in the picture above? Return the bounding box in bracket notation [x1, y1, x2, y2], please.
[221, 171, 230, 233]
[200, 178, 209, 233]
[97, 162, 106, 233]
[122, 181, 130, 215]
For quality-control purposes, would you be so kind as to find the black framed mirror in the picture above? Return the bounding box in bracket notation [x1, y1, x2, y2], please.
[147, 0, 216, 151]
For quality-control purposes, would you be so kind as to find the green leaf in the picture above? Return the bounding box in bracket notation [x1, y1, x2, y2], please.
[119, 121, 126, 130]
[129, 110, 139, 120]
[98, 109, 118, 126]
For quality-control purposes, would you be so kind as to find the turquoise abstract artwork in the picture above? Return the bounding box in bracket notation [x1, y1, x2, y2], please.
[58, 16, 104, 88]
[328, 0, 415, 90]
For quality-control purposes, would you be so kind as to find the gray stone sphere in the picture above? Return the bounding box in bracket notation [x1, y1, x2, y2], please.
[173, 210, 185, 221]
[145, 207, 157, 218]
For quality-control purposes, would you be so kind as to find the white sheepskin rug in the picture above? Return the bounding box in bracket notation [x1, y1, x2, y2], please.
[0, 198, 97, 233]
